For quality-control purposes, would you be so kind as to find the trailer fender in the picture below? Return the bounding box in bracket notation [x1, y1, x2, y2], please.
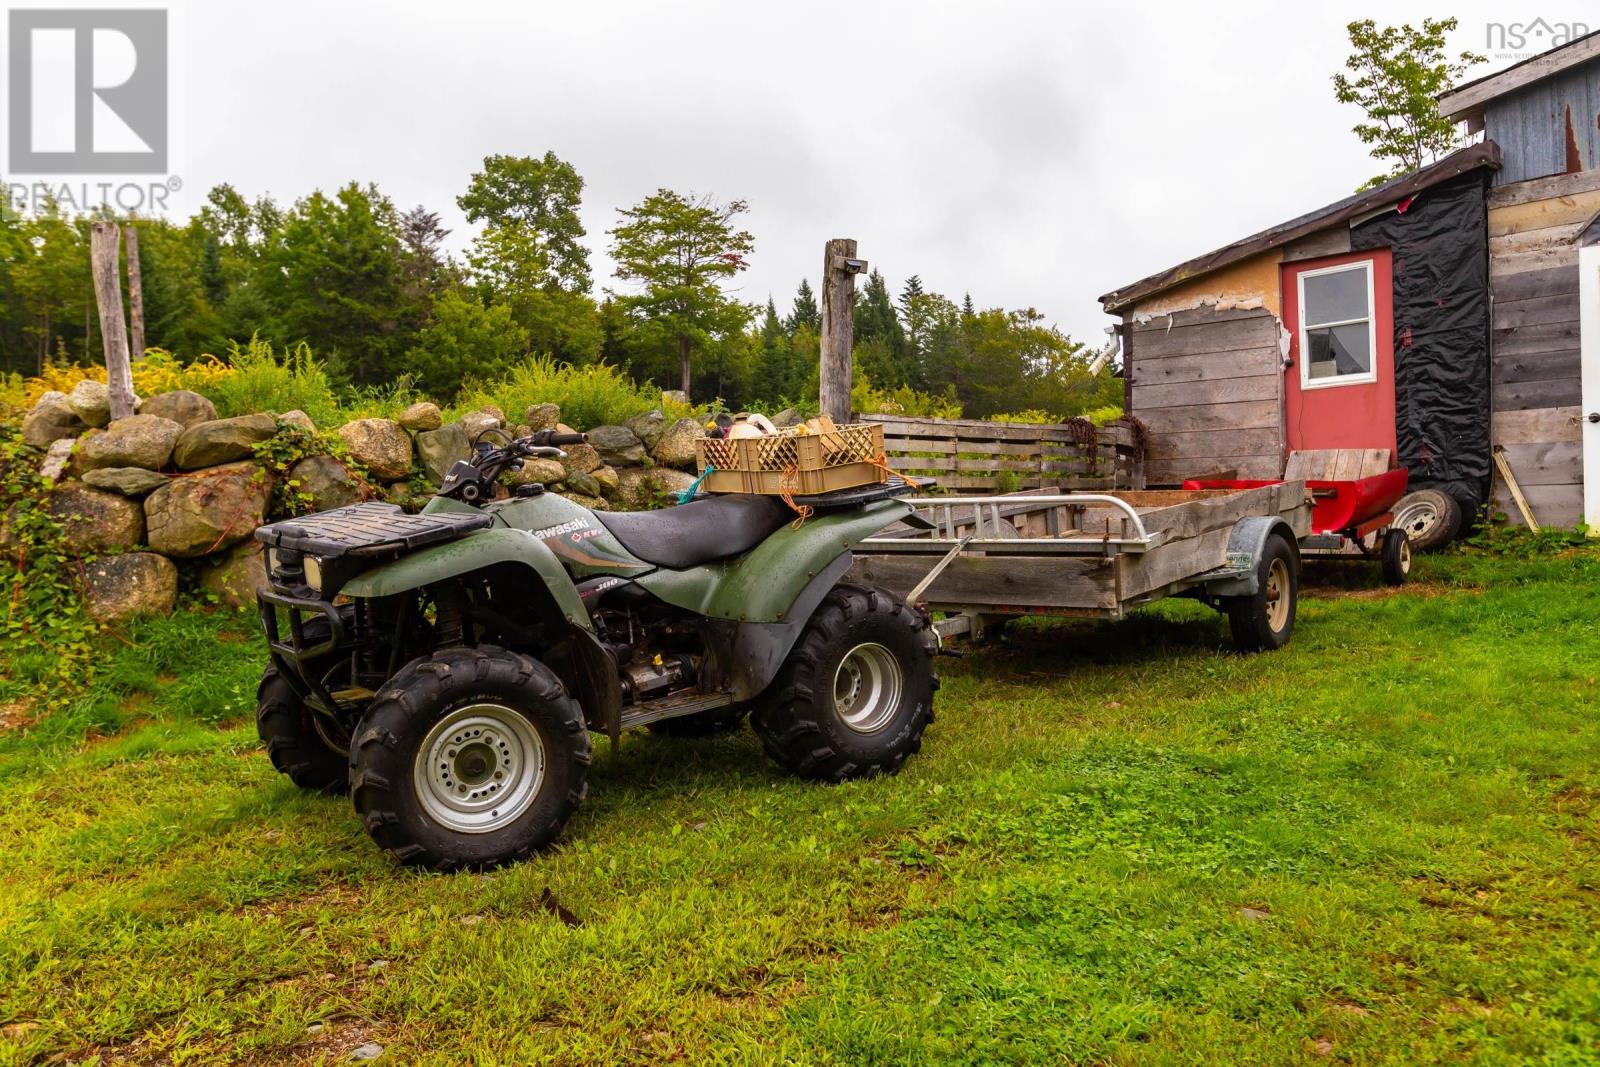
[1194, 516, 1301, 597]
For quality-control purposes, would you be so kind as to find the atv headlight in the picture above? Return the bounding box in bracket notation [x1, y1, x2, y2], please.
[302, 555, 324, 592]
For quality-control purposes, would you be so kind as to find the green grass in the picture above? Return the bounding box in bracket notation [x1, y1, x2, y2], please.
[1, 549, 1598, 1065]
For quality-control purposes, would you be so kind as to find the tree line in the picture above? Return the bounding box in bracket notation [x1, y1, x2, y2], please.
[0, 151, 1118, 419]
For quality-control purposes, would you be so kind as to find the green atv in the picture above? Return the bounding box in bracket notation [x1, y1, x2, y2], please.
[253, 428, 937, 869]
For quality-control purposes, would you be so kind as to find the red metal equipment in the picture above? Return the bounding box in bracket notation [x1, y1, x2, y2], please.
[1183, 469, 1412, 585]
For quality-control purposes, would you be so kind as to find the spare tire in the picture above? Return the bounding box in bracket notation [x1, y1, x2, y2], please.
[1392, 489, 1461, 552]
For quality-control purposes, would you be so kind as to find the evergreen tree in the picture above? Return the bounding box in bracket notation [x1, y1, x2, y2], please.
[785, 278, 820, 334]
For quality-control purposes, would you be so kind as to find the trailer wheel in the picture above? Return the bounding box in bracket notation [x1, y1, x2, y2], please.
[1225, 534, 1298, 652]
[350, 647, 590, 871]
[1380, 529, 1411, 586]
[753, 584, 937, 783]
[1393, 489, 1460, 551]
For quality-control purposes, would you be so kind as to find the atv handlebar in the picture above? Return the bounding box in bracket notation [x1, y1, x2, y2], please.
[523, 429, 587, 450]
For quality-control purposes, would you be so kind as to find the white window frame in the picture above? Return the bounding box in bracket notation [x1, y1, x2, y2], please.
[1296, 259, 1378, 391]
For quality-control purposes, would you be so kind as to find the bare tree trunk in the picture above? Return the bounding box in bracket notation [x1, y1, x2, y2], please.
[123, 225, 146, 362]
[679, 333, 692, 396]
[819, 238, 861, 425]
[90, 222, 137, 420]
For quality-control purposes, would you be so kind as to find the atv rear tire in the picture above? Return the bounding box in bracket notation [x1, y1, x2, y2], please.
[257, 666, 350, 794]
[350, 646, 590, 870]
[753, 585, 937, 782]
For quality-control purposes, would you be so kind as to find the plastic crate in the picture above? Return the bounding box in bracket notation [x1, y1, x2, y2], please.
[697, 423, 888, 496]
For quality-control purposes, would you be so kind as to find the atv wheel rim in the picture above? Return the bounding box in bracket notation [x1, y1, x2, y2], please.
[1265, 558, 1291, 633]
[414, 704, 545, 834]
[833, 642, 904, 734]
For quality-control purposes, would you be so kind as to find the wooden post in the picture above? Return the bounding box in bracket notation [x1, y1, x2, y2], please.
[819, 237, 864, 424]
[123, 225, 146, 362]
[90, 222, 137, 420]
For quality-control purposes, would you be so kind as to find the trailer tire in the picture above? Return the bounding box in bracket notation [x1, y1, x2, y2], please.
[350, 646, 590, 871]
[1225, 533, 1298, 652]
[753, 584, 937, 783]
[1393, 489, 1460, 551]
[1380, 529, 1411, 586]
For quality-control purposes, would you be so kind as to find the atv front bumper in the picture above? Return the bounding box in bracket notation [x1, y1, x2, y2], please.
[257, 588, 348, 712]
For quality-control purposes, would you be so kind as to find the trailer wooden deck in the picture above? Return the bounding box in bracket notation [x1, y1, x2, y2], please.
[849, 482, 1312, 632]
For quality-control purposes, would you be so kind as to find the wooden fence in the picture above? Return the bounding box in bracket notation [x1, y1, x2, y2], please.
[859, 414, 1144, 493]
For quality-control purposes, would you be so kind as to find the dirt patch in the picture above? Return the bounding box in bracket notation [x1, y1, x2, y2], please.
[0, 698, 36, 732]
[1303, 581, 1475, 602]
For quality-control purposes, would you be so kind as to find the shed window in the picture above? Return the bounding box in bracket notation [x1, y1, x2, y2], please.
[1297, 261, 1377, 388]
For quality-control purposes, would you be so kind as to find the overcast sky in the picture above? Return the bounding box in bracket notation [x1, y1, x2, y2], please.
[178, 0, 1584, 345]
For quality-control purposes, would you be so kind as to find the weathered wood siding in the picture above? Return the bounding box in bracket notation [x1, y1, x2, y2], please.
[1487, 170, 1593, 527]
[1126, 306, 1282, 484]
[861, 414, 1142, 492]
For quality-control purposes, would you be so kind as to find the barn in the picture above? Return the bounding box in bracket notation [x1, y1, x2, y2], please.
[1101, 31, 1600, 541]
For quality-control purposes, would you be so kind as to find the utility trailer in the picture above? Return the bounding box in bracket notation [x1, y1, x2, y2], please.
[848, 482, 1314, 651]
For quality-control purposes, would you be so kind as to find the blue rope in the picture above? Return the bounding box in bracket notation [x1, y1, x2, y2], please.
[677, 466, 714, 504]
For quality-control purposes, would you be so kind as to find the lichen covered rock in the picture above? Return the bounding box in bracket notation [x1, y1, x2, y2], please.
[82, 467, 171, 497]
[287, 454, 367, 512]
[653, 417, 706, 470]
[398, 401, 442, 432]
[336, 419, 413, 481]
[84, 553, 178, 622]
[174, 414, 277, 469]
[48, 483, 146, 552]
[144, 462, 269, 557]
[21, 391, 86, 449]
[140, 390, 217, 428]
[80, 414, 184, 471]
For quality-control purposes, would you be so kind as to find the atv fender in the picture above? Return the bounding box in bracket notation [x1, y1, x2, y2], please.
[339, 527, 591, 629]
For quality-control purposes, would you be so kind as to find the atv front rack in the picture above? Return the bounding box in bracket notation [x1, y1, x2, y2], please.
[255, 502, 493, 558]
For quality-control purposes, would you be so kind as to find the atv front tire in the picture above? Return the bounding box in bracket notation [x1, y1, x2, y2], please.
[257, 665, 350, 794]
[753, 585, 937, 782]
[350, 647, 591, 870]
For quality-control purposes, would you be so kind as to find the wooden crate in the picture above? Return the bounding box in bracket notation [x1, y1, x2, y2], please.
[697, 423, 888, 495]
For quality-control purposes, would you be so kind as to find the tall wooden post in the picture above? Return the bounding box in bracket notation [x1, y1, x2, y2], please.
[123, 225, 146, 362]
[90, 222, 137, 420]
[819, 237, 865, 424]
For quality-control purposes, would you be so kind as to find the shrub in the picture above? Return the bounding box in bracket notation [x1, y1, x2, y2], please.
[851, 375, 962, 420]
[451, 356, 682, 430]
[198, 337, 342, 426]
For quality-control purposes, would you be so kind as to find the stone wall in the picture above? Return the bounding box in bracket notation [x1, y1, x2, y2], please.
[10, 382, 709, 624]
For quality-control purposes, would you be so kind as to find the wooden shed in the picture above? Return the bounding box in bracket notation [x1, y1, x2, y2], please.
[1100, 32, 1600, 534]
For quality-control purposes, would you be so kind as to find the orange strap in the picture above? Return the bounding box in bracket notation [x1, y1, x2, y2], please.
[778, 466, 814, 528]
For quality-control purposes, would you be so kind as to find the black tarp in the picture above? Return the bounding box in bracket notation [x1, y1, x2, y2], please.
[1351, 172, 1492, 509]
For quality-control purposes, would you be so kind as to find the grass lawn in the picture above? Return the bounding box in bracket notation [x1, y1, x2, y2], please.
[1, 548, 1597, 1065]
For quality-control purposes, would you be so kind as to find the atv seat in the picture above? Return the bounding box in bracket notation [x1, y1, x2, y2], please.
[594, 494, 792, 570]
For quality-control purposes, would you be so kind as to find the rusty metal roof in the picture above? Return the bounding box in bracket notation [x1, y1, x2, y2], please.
[1098, 141, 1501, 315]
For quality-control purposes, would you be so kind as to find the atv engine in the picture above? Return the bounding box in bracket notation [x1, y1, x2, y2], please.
[577, 577, 706, 706]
